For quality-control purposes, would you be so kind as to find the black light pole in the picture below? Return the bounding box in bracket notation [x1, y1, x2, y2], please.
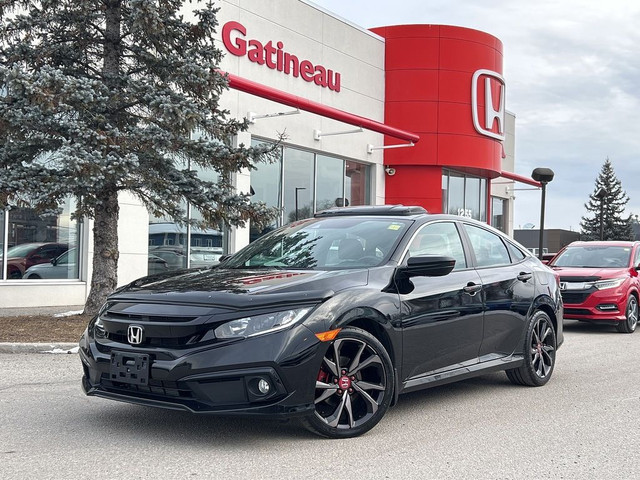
[294, 187, 306, 221]
[531, 168, 555, 260]
[595, 187, 607, 240]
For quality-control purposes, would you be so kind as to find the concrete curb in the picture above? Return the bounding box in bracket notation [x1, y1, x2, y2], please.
[0, 343, 79, 354]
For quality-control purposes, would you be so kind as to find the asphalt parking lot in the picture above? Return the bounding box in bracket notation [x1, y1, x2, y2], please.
[1, 320, 639, 479]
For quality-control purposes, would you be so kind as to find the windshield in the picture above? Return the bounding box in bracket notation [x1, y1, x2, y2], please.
[223, 217, 412, 270]
[551, 245, 632, 268]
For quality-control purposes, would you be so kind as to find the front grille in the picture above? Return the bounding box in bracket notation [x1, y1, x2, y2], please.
[100, 373, 194, 398]
[561, 291, 593, 305]
[106, 331, 205, 347]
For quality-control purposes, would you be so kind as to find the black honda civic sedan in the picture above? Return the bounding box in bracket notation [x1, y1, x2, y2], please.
[80, 205, 563, 438]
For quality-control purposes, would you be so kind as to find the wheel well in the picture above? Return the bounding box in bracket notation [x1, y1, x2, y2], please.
[537, 303, 558, 334]
[346, 318, 395, 365]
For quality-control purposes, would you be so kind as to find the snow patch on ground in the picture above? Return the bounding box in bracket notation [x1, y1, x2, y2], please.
[53, 310, 84, 318]
[42, 346, 80, 354]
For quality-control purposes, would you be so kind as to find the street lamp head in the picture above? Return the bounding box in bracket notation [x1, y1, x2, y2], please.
[531, 167, 555, 184]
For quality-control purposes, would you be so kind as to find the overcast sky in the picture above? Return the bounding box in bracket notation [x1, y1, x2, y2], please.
[312, 0, 640, 231]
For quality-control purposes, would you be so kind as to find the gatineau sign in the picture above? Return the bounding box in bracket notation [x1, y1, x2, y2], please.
[221, 21, 342, 92]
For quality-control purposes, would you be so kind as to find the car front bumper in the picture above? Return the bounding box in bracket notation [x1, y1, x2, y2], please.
[79, 324, 324, 417]
[561, 288, 629, 322]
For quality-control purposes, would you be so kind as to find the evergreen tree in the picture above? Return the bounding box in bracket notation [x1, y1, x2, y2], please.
[0, 1, 280, 314]
[580, 158, 634, 241]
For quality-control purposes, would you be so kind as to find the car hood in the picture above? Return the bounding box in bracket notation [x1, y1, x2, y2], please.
[551, 266, 629, 281]
[109, 267, 370, 308]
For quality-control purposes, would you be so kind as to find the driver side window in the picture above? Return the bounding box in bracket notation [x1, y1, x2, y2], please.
[406, 222, 467, 270]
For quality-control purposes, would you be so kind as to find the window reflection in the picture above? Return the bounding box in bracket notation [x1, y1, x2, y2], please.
[247, 139, 372, 242]
[284, 148, 314, 223]
[316, 155, 345, 212]
[4, 198, 79, 280]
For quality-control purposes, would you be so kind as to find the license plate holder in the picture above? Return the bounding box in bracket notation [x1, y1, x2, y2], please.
[110, 352, 150, 385]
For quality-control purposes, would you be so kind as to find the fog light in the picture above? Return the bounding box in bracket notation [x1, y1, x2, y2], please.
[258, 378, 271, 395]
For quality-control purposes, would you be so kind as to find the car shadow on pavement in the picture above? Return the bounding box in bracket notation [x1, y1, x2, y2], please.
[88, 400, 317, 443]
[562, 319, 619, 335]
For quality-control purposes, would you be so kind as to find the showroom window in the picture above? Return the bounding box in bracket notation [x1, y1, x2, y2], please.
[147, 159, 225, 274]
[250, 139, 371, 241]
[491, 196, 507, 233]
[1, 198, 80, 281]
[442, 169, 487, 222]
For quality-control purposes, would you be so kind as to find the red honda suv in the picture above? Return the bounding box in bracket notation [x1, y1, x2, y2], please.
[549, 241, 640, 333]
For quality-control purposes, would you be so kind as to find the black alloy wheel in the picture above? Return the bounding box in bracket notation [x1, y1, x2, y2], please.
[506, 310, 556, 387]
[302, 327, 394, 438]
[616, 295, 638, 334]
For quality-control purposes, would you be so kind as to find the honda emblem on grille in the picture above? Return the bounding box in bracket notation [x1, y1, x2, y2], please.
[559, 282, 567, 291]
[127, 325, 144, 345]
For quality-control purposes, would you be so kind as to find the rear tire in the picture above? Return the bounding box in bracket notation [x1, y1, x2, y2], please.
[507, 310, 556, 387]
[302, 327, 394, 438]
[616, 295, 638, 334]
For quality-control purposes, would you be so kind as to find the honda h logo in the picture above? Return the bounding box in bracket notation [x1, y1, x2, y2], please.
[127, 325, 144, 345]
[471, 69, 506, 141]
[559, 282, 567, 291]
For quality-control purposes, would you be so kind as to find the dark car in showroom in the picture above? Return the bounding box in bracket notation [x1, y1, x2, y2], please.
[80, 206, 563, 438]
[548, 240, 640, 333]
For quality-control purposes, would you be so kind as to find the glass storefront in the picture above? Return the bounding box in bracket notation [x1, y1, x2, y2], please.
[250, 139, 372, 241]
[1, 198, 80, 281]
[491, 196, 507, 232]
[147, 158, 225, 274]
[442, 169, 487, 222]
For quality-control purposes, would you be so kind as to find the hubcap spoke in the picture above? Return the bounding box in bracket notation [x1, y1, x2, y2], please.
[332, 339, 343, 375]
[349, 354, 381, 376]
[344, 394, 355, 428]
[356, 380, 385, 391]
[348, 342, 367, 372]
[540, 325, 551, 343]
[315, 381, 338, 404]
[353, 383, 380, 414]
[326, 390, 349, 427]
[323, 356, 338, 377]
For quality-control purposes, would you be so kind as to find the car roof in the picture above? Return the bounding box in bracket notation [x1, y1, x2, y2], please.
[314, 205, 428, 217]
[567, 240, 639, 247]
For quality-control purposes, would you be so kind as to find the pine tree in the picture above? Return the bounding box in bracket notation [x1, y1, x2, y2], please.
[580, 158, 634, 241]
[0, 1, 279, 314]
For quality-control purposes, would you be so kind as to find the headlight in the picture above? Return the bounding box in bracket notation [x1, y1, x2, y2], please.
[591, 277, 626, 290]
[214, 308, 311, 339]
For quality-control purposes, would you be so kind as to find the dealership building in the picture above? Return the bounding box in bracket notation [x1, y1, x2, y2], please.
[0, 0, 540, 309]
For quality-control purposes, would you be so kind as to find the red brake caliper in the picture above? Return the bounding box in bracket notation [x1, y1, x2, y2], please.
[317, 368, 328, 383]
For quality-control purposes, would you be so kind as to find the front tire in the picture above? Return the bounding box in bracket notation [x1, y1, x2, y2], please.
[507, 310, 556, 387]
[302, 327, 394, 438]
[616, 295, 638, 333]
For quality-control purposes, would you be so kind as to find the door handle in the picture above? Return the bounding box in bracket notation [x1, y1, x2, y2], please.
[463, 282, 482, 296]
[517, 272, 533, 282]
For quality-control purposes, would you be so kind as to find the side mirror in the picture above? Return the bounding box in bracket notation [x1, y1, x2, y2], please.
[51, 258, 58, 266]
[401, 255, 456, 278]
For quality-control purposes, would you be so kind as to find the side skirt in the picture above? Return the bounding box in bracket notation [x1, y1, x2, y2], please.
[401, 355, 524, 394]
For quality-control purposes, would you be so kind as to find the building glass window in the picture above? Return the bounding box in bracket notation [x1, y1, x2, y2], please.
[249, 138, 372, 242]
[0, 209, 5, 278]
[283, 147, 315, 223]
[147, 157, 225, 274]
[491, 196, 506, 233]
[446, 171, 465, 216]
[316, 154, 345, 211]
[442, 169, 488, 222]
[2, 198, 80, 280]
[346, 161, 370, 207]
